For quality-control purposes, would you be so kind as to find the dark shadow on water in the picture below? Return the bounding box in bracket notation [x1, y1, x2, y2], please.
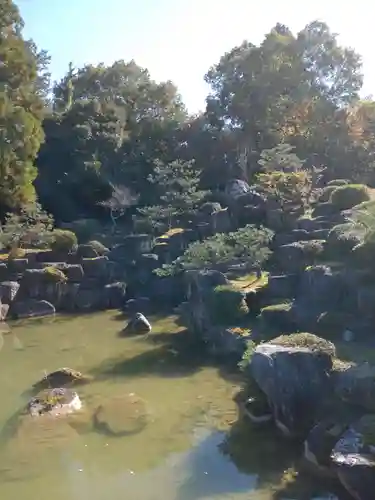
[174, 418, 346, 500]
[218, 418, 346, 500]
[221, 417, 300, 487]
[90, 329, 214, 379]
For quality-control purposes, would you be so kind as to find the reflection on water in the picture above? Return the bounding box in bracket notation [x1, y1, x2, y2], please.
[0, 313, 340, 500]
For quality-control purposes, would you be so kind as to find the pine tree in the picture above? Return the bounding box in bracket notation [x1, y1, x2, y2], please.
[0, 0, 46, 213]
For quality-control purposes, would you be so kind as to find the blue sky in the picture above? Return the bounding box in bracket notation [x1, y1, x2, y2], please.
[16, 0, 375, 112]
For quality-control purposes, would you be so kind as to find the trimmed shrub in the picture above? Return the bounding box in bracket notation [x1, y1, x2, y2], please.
[208, 285, 249, 324]
[330, 184, 370, 211]
[155, 224, 273, 276]
[51, 230, 78, 253]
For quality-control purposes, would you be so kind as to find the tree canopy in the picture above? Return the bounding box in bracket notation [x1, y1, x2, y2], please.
[3, 1, 375, 232]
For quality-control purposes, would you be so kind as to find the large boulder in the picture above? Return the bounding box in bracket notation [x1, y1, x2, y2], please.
[109, 234, 153, 262]
[184, 269, 229, 300]
[28, 388, 82, 417]
[249, 334, 335, 437]
[263, 274, 299, 301]
[276, 240, 325, 273]
[334, 363, 375, 412]
[203, 326, 251, 359]
[331, 415, 375, 500]
[303, 404, 364, 476]
[81, 256, 110, 281]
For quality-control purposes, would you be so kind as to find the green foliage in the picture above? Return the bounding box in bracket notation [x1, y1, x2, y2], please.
[330, 184, 370, 210]
[257, 170, 312, 213]
[135, 160, 207, 232]
[37, 60, 187, 221]
[0, 1, 46, 213]
[157, 225, 273, 276]
[43, 266, 68, 283]
[208, 285, 249, 324]
[238, 340, 256, 372]
[256, 146, 311, 212]
[325, 223, 366, 259]
[3, 9, 375, 254]
[0, 203, 54, 249]
[258, 143, 304, 172]
[50, 229, 78, 253]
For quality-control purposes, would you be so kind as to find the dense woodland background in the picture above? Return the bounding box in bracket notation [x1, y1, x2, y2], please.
[2, 0, 375, 241]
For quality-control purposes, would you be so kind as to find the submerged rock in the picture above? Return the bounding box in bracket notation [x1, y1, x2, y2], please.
[331, 415, 375, 500]
[250, 334, 335, 437]
[93, 393, 149, 436]
[304, 417, 354, 477]
[28, 388, 82, 417]
[124, 312, 152, 335]
[32, 368, 92, 391]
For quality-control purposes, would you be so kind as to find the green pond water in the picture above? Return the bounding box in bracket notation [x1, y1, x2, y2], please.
[0, 312, 339, 500]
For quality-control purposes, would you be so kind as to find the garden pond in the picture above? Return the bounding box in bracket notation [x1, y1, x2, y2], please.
[0, 312, 341, 500]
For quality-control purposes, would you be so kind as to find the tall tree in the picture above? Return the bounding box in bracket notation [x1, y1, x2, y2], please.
[203, 21, 364, 184]
[0, 0, 46, 214]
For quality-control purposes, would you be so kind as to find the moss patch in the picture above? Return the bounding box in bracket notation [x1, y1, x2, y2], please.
[158, 227, 185, 240]
[270, 332, 336, 357]
[261, 302, 291, 313]
[230, 272, 269, 292]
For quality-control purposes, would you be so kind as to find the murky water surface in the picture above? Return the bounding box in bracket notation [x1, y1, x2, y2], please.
[0, 313, 339, 499]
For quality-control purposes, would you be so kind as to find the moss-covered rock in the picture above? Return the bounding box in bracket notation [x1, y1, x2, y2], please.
[93, 393, 149, 436]
[32, 368, 92, 391]
[51, 229, 78, 253]
[43, 266, 68, 283]
[208, 284, 249, 325]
